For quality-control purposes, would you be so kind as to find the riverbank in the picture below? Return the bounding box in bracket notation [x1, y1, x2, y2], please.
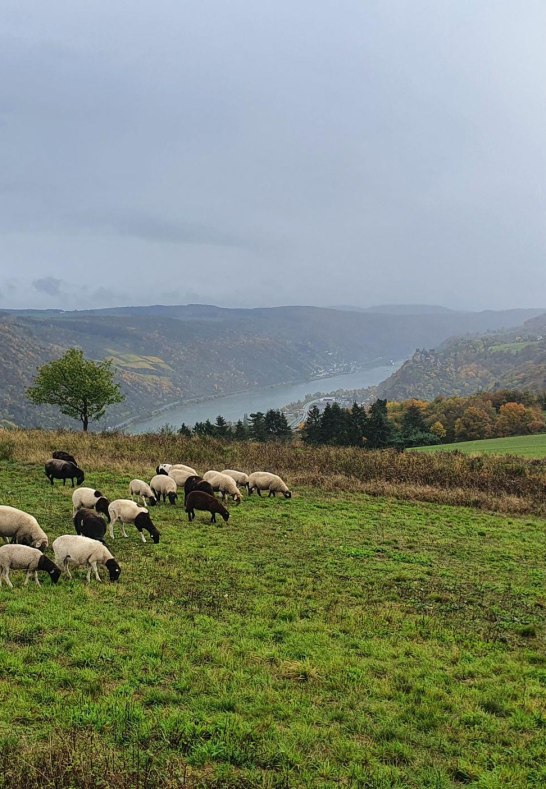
[123, 360, 403, 434]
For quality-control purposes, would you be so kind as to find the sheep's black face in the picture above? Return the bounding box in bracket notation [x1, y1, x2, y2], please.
[168, 493, 177, 505]
[49, 567, 61, 584]
[147, 497, 157, 507]
[77, 473, 85, 485]
[284, 491, 292, 499]
[157, 467, 168, 475]
[222, 511, 230, 522]
[150, 528, 160, 543]
[96, 498, 110, 517]
[106, 559, 121, 582]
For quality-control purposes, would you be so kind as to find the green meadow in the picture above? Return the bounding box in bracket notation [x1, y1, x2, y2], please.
[0, 458, 545, 787]
[414, 433, 546, 458]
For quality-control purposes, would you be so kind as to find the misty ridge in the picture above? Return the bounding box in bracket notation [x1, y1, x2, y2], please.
[0, 301, 544, 431]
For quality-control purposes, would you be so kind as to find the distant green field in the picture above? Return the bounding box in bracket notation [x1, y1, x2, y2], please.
[1, 459, 546, 786]
[414, 433, 546, 457]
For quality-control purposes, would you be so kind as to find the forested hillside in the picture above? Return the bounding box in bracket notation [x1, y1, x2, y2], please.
[379, 313, 546, 401]
[1, 304, 543, 429]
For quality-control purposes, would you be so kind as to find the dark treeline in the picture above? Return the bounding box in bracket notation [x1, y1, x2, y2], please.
[159, 388, 546, 449]
[161, 410, 292, 443]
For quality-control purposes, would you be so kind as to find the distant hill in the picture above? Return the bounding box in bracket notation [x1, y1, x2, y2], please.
[379, 313, 546, 401]
[1, 304, 544, 429]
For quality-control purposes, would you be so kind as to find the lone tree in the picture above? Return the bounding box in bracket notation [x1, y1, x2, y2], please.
[27, 348, 124, 431]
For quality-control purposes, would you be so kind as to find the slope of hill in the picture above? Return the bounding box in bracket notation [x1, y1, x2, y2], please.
[414, 433, 546, 457]
[379, 313, 546, 401]
[1, 304, 544, 428]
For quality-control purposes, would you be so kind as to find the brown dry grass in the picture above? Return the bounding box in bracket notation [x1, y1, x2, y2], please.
[2, 428, 546, 516]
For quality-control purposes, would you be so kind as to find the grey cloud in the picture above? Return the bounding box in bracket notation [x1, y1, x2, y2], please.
[1, 1, 546, 311]
[32, 277, 63, 296]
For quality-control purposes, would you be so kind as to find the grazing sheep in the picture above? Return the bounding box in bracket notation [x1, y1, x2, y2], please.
[184, 475, 214, 502]
[185, 491, 230, 524]
[53, 535, 121, 583]
[248, 472, 292, 498]
[203, 471, 243, 504]
[52, 451, 78, 465]
[168, 468, 196, 488]
[171, 464, 197, 475]
[129, 479, 157, 506]
[73, 509, 107, 544]
[155, 463, 172, 476]
[107, 500, 160, 543]
[0, 506, 48, 550]
[45, 459, 85, 487]
[71, 487, 111, 519]
[221, 469, 250, 494]
[0, 545, 61, 588]
[150, 474, 178, 505]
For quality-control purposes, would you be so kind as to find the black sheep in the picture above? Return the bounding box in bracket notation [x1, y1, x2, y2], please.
[185, 491, 230, 524]
[45, 459, 85, 487]
[184, 475, 215, 502]
[52, 450, 78, 465]
[73, 508, 107, 544]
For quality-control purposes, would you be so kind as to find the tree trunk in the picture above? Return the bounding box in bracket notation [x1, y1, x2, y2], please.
[82, 416, 89, 432]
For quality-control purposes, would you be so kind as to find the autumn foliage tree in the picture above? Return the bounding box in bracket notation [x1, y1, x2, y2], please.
[27, 348, 124, 431]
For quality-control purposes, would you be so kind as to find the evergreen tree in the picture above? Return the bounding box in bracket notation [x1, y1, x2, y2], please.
[302, 405, 322, 445]
[177, 422, 192, 437]
[249, 412, 267, 442]
[233, 420, 248, 441]
[365, 399, 396, 449]
[214, 415, 229, 439]
[347, 402, 368, 446]
[264, 409, 292, 441]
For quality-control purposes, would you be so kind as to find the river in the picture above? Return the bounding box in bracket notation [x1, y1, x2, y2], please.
[127, 360, 403, 434]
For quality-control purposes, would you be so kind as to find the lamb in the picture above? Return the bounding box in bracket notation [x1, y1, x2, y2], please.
[107, 500, 160, 543]
[73, 509, 107, 544]
[168, 468, 196, 488]
[53, 535, 121, 583]
[150, 474, 178, 505]
[203, 471, 243, 504]
[0, 545, 61, 588]
[248, 472, 292, 498]
[221, 469, 250, 493]
[0, 506, 49, 550]
[45, 459, 85, 487]
[185, 491, 230, 524]
[184, 475, 214, 502]
[52, 450, 78, 465]
[129, 479, 157, 506]
[71, 487, 111, 519]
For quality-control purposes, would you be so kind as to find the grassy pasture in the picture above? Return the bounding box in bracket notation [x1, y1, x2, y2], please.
[0, 456, 546, 787]
[414, 433, 546, 458]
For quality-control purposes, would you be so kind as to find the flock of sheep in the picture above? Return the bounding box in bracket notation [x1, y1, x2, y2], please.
[0, 451, 292, 588]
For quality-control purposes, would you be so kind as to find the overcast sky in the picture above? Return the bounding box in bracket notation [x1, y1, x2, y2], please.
[2, 1, 546, 311]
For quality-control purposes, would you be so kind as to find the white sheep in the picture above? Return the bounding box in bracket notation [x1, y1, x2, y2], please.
[150, 474, 178, 504]
[71, 487, 111, 519]
[248, 472, 292, 498]
[107, 500, 160, 543]
[156, 463, 172, 475]
[171, 463, 197, 475]
[0, 506, 49, 550]
[52, 535, 121, 583]
[221, 469, 250, 493]
[203, 471, 243, 504]
[0, 544, 61, 588]
[129, 479, 157, 506]
[168, 468, 196, 488]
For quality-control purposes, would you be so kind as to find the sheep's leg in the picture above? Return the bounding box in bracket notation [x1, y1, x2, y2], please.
[211, 512, 216, 524]
[34, 571, 40, 586]
[120, 523, 128, 538]
[108, 516, 118, 539]
[137, 528, 146, 543]
[24, 571, 32, 586]
[91, 561, 101, 582]
[86, 566, 92, 583]
[63, 559, 73, 579]
[256, 488, 262, 496]
[2, 569, 13, 589]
